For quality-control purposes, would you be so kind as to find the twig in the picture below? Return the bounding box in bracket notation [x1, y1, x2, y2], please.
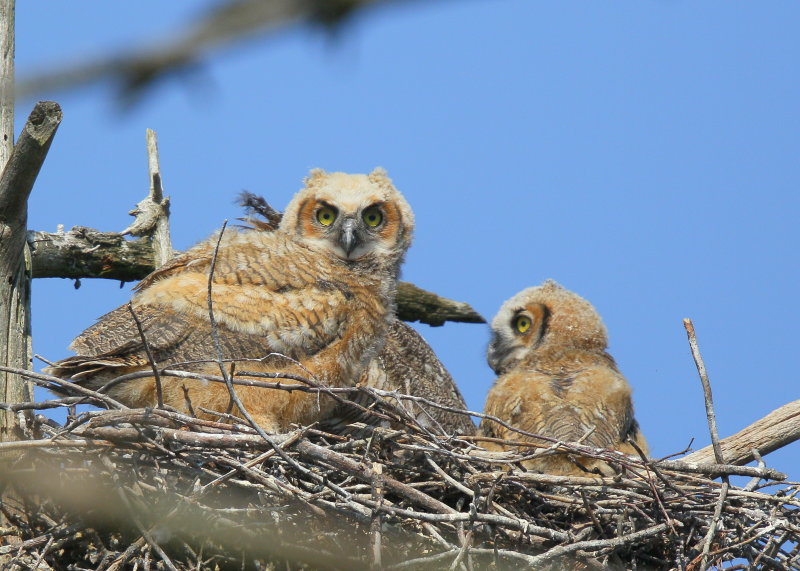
[744, 449, 766, 492]
[0, 366, 128, 410]
[526, 523, 670, 566]
[370, 462, 383, 570]
[683, 318, 725, 465]
[127, 302, 164, 409]
[30, 535, 53, 570]
[683, 318, 730, 569]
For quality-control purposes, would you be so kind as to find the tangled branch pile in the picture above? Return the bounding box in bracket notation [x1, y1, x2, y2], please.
[0, 368, 798, 570]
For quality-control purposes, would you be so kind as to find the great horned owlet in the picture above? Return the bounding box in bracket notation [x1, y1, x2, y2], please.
[45, 168, 414, 433]
[478, 280, 647, 475]
[239, 190, 476, 437]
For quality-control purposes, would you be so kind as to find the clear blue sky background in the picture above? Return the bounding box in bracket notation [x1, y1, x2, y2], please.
[14, 2, 799, 478]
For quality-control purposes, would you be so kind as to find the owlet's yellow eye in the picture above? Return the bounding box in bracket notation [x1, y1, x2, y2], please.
[362, 207, 383, 228]
[316, 206, 337, 226]
[514, 315, 532, 334]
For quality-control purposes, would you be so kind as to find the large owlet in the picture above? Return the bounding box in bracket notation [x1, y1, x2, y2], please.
[478, 280, 647, 475]
[239, 190, 476, 437]
[45, 168, 414, 433]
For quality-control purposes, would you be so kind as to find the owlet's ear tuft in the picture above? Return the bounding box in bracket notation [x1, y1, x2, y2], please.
[368, 167, 392, 187]
[304, 168, 328, 188]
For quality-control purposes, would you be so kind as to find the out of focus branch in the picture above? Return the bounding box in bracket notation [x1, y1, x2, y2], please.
[17, 0, 411, 105]
[396, 282, 483, 326]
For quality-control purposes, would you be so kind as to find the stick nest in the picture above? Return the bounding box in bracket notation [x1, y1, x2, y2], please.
[1, 373, 798, 571]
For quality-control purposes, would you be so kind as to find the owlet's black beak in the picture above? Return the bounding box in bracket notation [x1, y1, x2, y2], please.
[487, 333, 510, 375]
[338, 218, 361, 258]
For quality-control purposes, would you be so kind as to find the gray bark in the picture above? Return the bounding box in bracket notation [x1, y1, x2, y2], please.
[0, 101, 62, 440]
[683, 399, 800, 466]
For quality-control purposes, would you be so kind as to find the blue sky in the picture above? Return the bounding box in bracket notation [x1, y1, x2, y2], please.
[14, 2, 800, 478]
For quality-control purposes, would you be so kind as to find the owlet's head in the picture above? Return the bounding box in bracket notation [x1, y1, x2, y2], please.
[487, 280, 609, 375]
[280, 168, 415, 273]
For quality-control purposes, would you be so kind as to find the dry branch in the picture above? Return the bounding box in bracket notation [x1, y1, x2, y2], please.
[0, 0, 12, 168]
[684, 399, 800, 466]
[28, 227, 156, 282]
[17, 0, 411, 104]
[0, 101, 62, 220]
[0, 101, 62, 441]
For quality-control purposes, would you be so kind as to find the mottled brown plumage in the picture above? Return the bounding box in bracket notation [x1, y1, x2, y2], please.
[371, 321, 475, 436]
[236, 192, 476, 436]
[324, 320, 476, 436]
[46, 168, 413, 432]
[479, 280, 647, 475]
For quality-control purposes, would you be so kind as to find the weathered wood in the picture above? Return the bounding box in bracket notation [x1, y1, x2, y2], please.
[0, 0, 12, 167]
[683, 399, 800, 466]
[0, 102, 63, 223]
[119, 128, 172, 267]
[0, 101, 62, 441]
[29, 227, 155, 282]
[0, 0, 17, 444]
[145, 128, 172, 267]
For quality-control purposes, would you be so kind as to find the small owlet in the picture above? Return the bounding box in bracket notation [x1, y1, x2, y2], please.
[45, 168, 414, 433]
[478, 280, 647, 475]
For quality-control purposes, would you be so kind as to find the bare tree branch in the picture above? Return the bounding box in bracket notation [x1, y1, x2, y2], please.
[0, 101, 62, 229]
[0, 101, 62, 441]
[0, 0, 12, 167]
[28, 227, 156, 282]
[17, 0, 408, 105]
[684, 399, 800, 466]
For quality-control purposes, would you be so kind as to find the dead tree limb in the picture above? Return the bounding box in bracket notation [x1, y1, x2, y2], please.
[684, 399, 800, 466]
[0, 0, 12, 167]
[0, 102, 63, 226]
[0, 101, 62, 441]
[28, 227, 156, 282]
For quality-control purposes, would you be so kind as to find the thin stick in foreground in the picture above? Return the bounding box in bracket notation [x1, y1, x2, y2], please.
[683, 318, 729, 569]
[127, 302, 164, 409]
[683, 318, 725, 465]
